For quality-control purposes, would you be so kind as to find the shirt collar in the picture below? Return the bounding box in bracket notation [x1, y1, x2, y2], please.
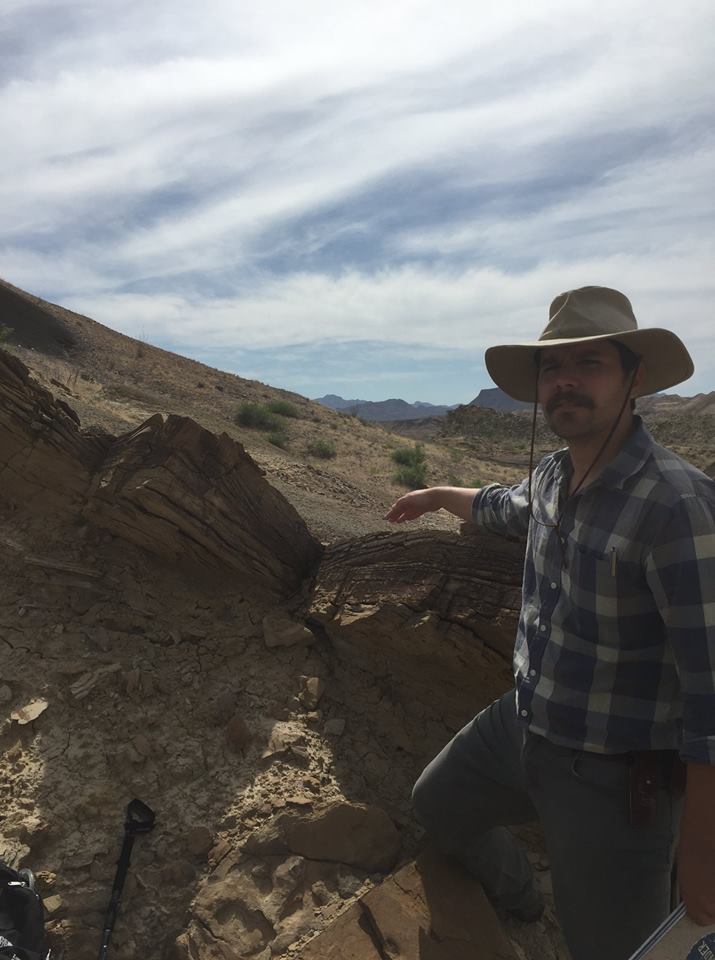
[550, 417, 654, 492]
[592, 416, 654, 490]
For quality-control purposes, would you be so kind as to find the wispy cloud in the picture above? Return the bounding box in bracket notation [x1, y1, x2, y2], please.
[1, 0, 713, 400]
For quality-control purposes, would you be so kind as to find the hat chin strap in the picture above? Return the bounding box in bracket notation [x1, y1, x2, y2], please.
[527, 362, 640, 566]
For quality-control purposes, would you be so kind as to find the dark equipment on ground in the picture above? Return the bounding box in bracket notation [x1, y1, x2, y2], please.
[0, 861, 50, 960]
[98, 799, 156, 960]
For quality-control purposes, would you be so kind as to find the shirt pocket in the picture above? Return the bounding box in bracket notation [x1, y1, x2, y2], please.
[570, 545, 621, 617]
[563, 544, 646, 644]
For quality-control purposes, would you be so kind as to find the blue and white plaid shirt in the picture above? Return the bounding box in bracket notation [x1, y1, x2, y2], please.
[472, 417, 715, 765]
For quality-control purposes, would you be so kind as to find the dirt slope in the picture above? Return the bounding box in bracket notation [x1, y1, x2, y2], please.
[0, 279, 525, 545]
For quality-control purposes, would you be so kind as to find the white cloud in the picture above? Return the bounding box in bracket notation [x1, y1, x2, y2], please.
[1, 0, 714, 396]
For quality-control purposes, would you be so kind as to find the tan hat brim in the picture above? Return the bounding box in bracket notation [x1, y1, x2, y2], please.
[484, 328, 694, 402]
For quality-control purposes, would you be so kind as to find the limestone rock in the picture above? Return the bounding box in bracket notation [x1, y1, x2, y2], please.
[260, 722, 309, 762]
[299, 675, 326, 709]
[263, 614, 315, 648]
[303, 848, 516, 960]
[301, 901, 379, 959]
[284, 802, 400, 874]
[69, 663, 120, 700]
[10, 698, 48, 725]
[242, 801, 400, 874]
[43, 894, 64, 918]
[179, 853, 305, 958]
[0, 838, 31, 868]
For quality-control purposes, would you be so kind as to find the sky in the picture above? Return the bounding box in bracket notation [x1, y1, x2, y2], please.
[1, 0, 714, 404]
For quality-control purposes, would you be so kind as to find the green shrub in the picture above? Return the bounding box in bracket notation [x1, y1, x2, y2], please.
[307, 438, 337, 459]
[235, 402, 282, 431]
[266, 398, 300, 418]
[267, 429, 289, 449]
[391, 444, 428, 488]
[391, 443, 426, 467]
[394, 462, 428, 489]
[0, 324, 13, 343]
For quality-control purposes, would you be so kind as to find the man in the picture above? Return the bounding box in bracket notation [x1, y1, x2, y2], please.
[385, 286, 715, 960]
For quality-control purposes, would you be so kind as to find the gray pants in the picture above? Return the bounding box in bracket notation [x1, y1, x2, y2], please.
[412, 691, 681, 960]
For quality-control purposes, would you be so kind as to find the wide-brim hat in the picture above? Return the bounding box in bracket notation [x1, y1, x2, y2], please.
[485, 286, 694, 402]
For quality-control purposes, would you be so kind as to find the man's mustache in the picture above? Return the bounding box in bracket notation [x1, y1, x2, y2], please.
[546, 392, 594, 415]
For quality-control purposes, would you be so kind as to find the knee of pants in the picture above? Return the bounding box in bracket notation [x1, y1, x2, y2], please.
[411, 765, 445, 837]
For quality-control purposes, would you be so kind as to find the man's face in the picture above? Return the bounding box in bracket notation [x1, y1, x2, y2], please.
[537, 340, 637, 441]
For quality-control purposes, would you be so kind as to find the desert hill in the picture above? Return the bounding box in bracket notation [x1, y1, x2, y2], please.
[0, 279, 528, 543]
[0, 281, 571, 960]
[469, 387, 531, 412]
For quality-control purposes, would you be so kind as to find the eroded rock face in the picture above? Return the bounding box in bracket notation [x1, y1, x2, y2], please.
[83, 413, 322, 591]
[0, 350, 108, 513]
[309, 528, 524, 727]
[0, 349, 321, 596]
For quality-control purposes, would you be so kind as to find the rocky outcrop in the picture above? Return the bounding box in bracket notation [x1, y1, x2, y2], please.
[300, 848, 516, 960]
[83, 413, 322, 588]
[176, 809, 515, 960]
[0, 349, 321, 595]
[175, 802, 401, 959]
[0, 350, 108, 513]
[309, 528, 523, 726]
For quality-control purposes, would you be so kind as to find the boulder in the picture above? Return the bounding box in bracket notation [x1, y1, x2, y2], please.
[242, 801, 401, 874]
[302, 848, 516, 959]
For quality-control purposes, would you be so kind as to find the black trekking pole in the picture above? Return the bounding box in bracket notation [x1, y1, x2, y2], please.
[98, 799, 156, 960]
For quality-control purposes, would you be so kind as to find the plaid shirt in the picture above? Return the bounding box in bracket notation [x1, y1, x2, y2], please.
[472, 417, 715, 765]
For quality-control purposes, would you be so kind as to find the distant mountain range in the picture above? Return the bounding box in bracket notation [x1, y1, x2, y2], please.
[316, 387, 715, 422]
[313, 395, 457, 421]
[314, 388, 528, 420]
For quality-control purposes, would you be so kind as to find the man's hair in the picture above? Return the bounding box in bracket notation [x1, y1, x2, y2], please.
[608, 340, 640, 410]
[608, 339, 641, 375]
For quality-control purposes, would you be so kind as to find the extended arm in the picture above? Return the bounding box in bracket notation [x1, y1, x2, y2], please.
[384, 486, 480, 524]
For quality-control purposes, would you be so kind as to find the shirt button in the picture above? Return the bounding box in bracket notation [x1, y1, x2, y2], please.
[539, 624, 547, 633]
[520, 709, 529, 718]
[550, 582, 558, 590]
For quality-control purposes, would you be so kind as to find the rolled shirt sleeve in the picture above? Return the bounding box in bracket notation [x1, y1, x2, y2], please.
[472, 477, 531, 539]
[644, 495, 715, 765]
